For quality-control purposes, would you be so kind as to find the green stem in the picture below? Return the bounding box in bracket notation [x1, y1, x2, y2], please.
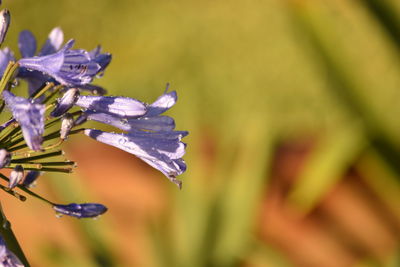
[0, 61, 19, 95]
[0, 202, 30, 266]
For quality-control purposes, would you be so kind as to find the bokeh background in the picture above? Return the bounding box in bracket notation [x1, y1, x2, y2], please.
[2, 0, 400, 266]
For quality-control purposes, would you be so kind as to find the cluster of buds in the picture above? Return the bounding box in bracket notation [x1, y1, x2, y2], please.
[0, 3, 188, 266]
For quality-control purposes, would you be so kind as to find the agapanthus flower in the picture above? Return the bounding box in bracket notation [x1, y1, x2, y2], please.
[18, 39, 101, 86]
[2, 90, 45, 151]
[0, 27, 110, 96]
[0, 236, 23, 267]
[82, 90, 188, 188]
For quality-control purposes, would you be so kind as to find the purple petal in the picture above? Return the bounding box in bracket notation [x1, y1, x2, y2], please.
[0, 9, 10, 46]
[38, 27, 64, 56]
[53, 203, 107, 218]
[19, 40, 101, 86]
[18, 30, 36, 58]
[85, 111, 175, 132]
[146, 91, 177, 117]
[0, 47, 14, 77]
[89, 46, 111, 73]
[76, 95, 147, 117]
[2, 90, 45, 151]
[84, 129, 187, 187]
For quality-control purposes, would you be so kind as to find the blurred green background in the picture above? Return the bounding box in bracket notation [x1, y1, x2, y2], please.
[2, 0, 400, 266]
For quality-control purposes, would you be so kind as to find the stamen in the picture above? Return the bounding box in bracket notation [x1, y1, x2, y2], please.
[30, 82, 55, 99]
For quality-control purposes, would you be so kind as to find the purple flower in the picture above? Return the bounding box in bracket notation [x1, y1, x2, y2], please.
[84, 129, 187, 188]
[18, 39, 101, 86]
[18, 27, 64, 95]
[84, 91, 178, 132]
[75, 95, 147, 117]
[0, 236, 24, 267]
[81, 90, 188, 188]
[2, 90, 45, 151]
[53, 203, 108, 218]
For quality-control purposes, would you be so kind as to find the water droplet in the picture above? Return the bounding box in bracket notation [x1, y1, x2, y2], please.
[11, 80, 18, 87]
[55, 213, 63, 218]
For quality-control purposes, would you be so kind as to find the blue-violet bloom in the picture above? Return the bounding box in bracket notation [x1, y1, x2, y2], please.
[18, 39, 101, 86]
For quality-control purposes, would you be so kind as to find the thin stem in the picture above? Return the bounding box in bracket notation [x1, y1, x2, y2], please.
[31, 82, 54, 99]
[11, 150, 64, 163]
[0, 185, 26, 201]
[0, 173, 54, 206]
[0, 202, 30, 267]
[0, 61, 19, 94]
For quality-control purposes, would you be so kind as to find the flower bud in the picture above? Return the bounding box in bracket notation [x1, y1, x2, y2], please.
[8, 165, 24, 189]
[0, 9, 10, 46]
[51, 88, 80, 117]
[60, 113, 74, 140]
[0, 149, 11, 168]
[53, 203, 107, 218]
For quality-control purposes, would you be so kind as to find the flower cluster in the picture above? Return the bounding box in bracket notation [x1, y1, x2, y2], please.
[0, 4, 187, 265]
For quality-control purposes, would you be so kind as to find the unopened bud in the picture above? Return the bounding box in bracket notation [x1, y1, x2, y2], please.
[0, 149, 11, 168]
[8, 165, 24, 189]
[0, 9, 10, 45]
[60, 113, 74, 140]
[51, 88, 79, 117]
[53, 203, 108, 218]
